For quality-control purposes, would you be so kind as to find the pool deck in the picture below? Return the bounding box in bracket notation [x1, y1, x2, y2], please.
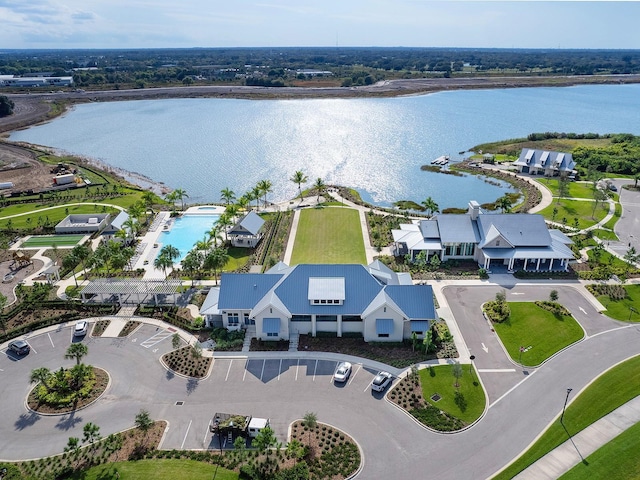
[136, 206, 225, 279]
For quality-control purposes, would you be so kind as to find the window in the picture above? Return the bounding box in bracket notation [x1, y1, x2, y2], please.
[496, 240, 501, 246]
[266, 332, 278, 337]
[378, 333, 389, 338]
[228, 313, 239, 325]
[342, 316, 362, 322]
[292, 315, 311, 322]
[316, 315, 337, 322]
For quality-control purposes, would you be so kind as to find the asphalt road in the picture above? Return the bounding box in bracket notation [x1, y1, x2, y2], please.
[2, 294, 639, 479]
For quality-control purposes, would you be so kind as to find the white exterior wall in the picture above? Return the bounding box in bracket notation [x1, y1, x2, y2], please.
[223, 310, 249, 331]
[253, 305, 290, 341]
[362, 305, 404, 343]
[342, 322, 364, 334]
[290, 322, 312, 335]
[316, 321, 338, 334]
[402, 321, 430, 339]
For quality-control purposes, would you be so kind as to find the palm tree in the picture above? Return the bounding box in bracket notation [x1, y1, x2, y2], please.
[421, 197, 439, 217]
[65, 343, 89, 365]
[220, 187, 236, 205]
[303, 412, 317, 446]
[195, 235, 213, 253]
[160, 244, 180, 262]
[207, 225, 223, 248]
[173, 188, 189, 211]
[225, 203, 240, 221]
[141, 190, 156, 220]
[83, 422, 101, 451]
[63, 253, 80, 287]
[122, 217, 139, 241]
[257, 179, 273, 209]
[217, 213, 234, 244]
[30, 367, 52, 393]
[69, 363, 92, 389]
[314, 178, 326, 201]
[251, 186, 262, 211]
[127, 202, 143, 221]
[165, 191, 179, 213]
[290, 170, 308, 201]
[496, 195, 512, 213]
[182, 250, 204, 286]
[204, 247, 229, 285]
[71, 244, 91, 278]
[154, 253, 174, 277]
[236, 194, 250, 212]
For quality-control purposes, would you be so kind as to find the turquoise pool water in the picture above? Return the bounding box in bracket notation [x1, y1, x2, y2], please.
[158, 214, 219, 262]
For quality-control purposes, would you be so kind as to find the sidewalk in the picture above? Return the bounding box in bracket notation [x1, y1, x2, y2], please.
[513, 395, 640, 479]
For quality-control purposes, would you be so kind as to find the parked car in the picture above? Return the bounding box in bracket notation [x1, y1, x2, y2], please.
[333, 362, 352, 383]
[608, 184, 618, 192]
[8, 339, 30, 356]
[371, 371, 393, 392]
[74, 320, 88, 337]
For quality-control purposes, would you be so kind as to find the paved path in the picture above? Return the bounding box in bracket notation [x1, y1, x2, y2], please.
[513, 395, 640, 479]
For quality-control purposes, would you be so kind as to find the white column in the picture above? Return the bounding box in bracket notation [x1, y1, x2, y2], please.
[524, 258, 528, 270]
[536, 258, 541, 271]
[311, 314, 317, 337]
[549, 259, 554, 271]
[337, 315, 343, 337]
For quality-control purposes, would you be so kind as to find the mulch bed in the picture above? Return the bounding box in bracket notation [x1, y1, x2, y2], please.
[161, 346, 212, 378]
[118, 320, 141, 337]
[250, 338, 290, 351]
[27, 367, 109, 414]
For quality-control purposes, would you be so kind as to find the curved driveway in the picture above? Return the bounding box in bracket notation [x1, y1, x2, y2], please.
[2, 304, 639, 478]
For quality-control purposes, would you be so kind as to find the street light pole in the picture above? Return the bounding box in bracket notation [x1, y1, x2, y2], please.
[561, 388, 573, 424]
[469, 355, 475, 375]
[629, 306, 637, 322]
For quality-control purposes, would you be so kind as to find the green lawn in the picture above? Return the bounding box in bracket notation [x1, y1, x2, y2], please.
[419, 365, 486, 424]
[493, 302, 584, 366]
[538, 199, 609, 230]
[66, 459, 238, 480]
[559, 421, 640, 480]
[596, 284, 640, 322]
[224, 246, 252, 271]
[537, 179, 595, 199]
[21, 234, 85, 247]
[590, 228, 618, 241]
[290, 207, 366, 264]
[493, 355, 640, 479]
[602, 202, 622, 230]
[586, 249, 631, 271]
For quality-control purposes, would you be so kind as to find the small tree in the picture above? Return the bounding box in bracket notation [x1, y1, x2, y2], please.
[452, 361, 463, 389]
[64, 437, 81, 467]
[30, 367, 52, 393]
[286, 439, 305, 463]
[253, 426, 276, 456]
[624, 246, 639, 273]
[422, 328, 433, 358]
[135, 409, 154, 446]
[172, 333, 181, 350]
[83, 422, 101, 451]
[495, 290, 506, 304]
[411, 331, 418, 352]
[303, 412, 317, 446]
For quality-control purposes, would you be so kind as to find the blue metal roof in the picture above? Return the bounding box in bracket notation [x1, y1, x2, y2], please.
[376, 318, 394, 334]
[263, 317, 280, 334]
[476, 214, 551, 247]
[410, 320, 430, 333]
[229, 211, 265, 236]
[275, 264, 383, 315]
[218, 273, 283, 310]
[436, 215, 480, 244]
[385, 285, 437, 319]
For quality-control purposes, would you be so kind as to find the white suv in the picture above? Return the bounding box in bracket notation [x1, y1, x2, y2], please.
[74, 320, 88, 337]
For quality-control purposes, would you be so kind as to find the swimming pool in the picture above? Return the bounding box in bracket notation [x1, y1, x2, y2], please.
[157, 214, 219, 262]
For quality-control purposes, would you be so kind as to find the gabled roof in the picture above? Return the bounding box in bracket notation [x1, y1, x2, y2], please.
[476, 214, 551, 247]
[274, 264, 383, 315]
[109, 211, 130, 231]
[251, 290, 291, 318]
[477, 224, 515, 249]
[229, 211, 265, 236]
[218, 273, 283, 310]
[514, 149, 575, 172]
[419, 220, 440, 239]
[549, 229, 573, 245]
[200, 287, 220, 315]
[435, 214, 480, 244]
[385, 285, 437, 320]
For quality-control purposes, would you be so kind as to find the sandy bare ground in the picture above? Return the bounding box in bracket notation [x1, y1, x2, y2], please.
[0, 142, 57, 194]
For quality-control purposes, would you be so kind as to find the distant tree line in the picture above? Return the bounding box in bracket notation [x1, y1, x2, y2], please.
[2, 47, 640, 90]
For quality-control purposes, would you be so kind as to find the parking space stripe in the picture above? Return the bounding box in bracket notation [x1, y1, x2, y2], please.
[277, 359, 282, 381]
[295, 359, 299, 381]
[348, 365, 361, 386]
[202, 420, 211, 447]
[243, 359, 248, 382]
[27, 342, 37, 354]
[260, 359, 265, 382]
[313, 359, 318, 382]
[181, 420, 192, 449]
[225, 360, 233, 382]
[47, 333, 55, 348]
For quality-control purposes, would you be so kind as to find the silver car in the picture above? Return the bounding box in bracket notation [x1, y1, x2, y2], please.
[371, 371, 393, 392]
[333, 362, 352, 383]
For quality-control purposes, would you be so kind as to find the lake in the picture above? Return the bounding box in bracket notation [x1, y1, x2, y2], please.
[10, 84, 640, 209]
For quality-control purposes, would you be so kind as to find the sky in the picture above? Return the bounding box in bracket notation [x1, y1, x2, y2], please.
[1, 1, 639, 50]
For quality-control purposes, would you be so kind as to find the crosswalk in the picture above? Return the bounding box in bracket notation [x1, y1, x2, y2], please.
[140, 330, 175, 348]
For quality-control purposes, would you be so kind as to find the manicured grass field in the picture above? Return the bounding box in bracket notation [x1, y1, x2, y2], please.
[493, 355, 640, 480]
[0, 205, 118, 230]
[559, 421, 640, 480]
[224, 246, 252, 271]
[419, 365, 485, 424]
[537, 179, 595, 199]
[493, 302, 584, 366]
[590, 228, 618, 241]
[21, 234, 85, 248]
[602, 202, 622, 230]
[67, 459, 238, 480]
[596, 284, 640, 322]
[538, 199, 609, 230]
[290, 207, 366, 264]
[586, 249, 631, 271]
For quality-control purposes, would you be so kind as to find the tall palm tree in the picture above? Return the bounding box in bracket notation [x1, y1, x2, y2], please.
[204, 247, 230, 285]
[421, 197, 439, 217]
[217, 213, 234, 244]
[196, 235, 213, 253]
[62, 253, 80, 287]
[225, 203, 240, 221]
[314, 178, 326, 201]
[141, 191, 156, 221]
[496, 195, 512, 213]
[154, 253, 174, 277]
[207, 225, 223, 248]
[257, 179, 273, 209]
[290, 170, 308, 201]
[173, 188, 189, 211]
[160, 244, 180, 263]
[251, 186, 262, 211]
[69, 363, 92, 389]
[165, 191, 179, 213]
[220, 187, 236, 205]
[127, 202, 143, 221]
[182, 249, 204, 286]
[236, 194, 250, 212]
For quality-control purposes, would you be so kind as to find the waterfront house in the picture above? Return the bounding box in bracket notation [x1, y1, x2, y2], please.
[513, 148, 575, 177]
[392, 201, 574, 272]
[201, 261, 436, 342]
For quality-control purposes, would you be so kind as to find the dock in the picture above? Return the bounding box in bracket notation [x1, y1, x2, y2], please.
[431, 155, 450, 165]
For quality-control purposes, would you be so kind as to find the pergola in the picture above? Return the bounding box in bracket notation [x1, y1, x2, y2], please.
[80, 279, 183, 305]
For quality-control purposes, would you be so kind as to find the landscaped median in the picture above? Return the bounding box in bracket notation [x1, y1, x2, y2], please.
[586, 284, 640, 322]
[492, 355, 640, 479]
[484, 294, 584, 366]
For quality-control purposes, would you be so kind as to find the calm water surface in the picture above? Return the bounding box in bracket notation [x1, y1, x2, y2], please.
[10, 84, 640, 209]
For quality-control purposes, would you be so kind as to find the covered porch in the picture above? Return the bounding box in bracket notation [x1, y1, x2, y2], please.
[479, 247, 573, 273]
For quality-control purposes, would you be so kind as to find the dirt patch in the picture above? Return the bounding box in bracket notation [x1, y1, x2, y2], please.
[0, 142, 59, 194]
